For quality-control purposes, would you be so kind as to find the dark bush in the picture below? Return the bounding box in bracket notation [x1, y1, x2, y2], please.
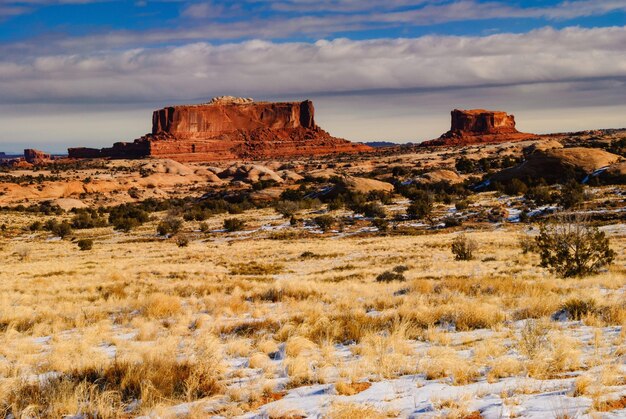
[314, 215, 335, 232]
[443, 216, 462, 227]
[223, 218, 246, 232]
[29, 221, 43, 231]
[108, 204, 150, 232]
[71, 210, 108, 229]
[406, 197, 433, 220]
[77, 239, 93, 251]
[44, 219, 73, 238]
[455, 157, 476, 174]
[175, 235, 190, 248]
[525, 185, 555, 206]
[356, 202, 387, 218]
[534, 218, 615, 277]
[559, 181, 585, 209]
[560, 298, 597, 320]
[504, 179, 529, 196]
[376, 270, 406, 282]
[372, 218, 389, 231]
[451, 234, 477, 261]
[455, 200, 469, 211]
[157, 217, 183, 236]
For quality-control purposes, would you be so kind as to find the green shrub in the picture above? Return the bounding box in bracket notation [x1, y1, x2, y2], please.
[443, 216, 462, 227]
[157, 216, 183, 236]
[525, 185, 555, 206]
[29, 221, 43, 231]
[376, 269, 406, 282]
[371, 218, 389, 231]
[223, 218, 246, 232]
[518, 234, 536, 254]
[451, 234, 477, 261]
[175, 235, 190, 248]
[109, 204, 149, 232]
[77, 239, 93, 251]
[44, 219, 73, 238]
[560, 298, 597, 320]
[504, 179, 529, 196]
[455, 200, 469, 211]
[71, 210, 107, 229]
[314, 215, 335, 232]
[455, 157, 476, 174]
[357, 202, 387, 218]
[534, 218, 615, 277]
[559, 180, 584, 209]
[406, 198, 433, 220]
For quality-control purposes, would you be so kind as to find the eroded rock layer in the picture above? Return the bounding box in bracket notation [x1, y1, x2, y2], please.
[421, 109, 537, 147]
[69, 99, 371, 162]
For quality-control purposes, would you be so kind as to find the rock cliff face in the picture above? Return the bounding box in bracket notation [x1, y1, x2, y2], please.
[24, 149, 51, 163]
[69, 98, 371, 162]
[421, 109, 537, 147]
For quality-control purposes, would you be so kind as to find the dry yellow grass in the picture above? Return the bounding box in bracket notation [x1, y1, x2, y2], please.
[0, 207, 624, 416]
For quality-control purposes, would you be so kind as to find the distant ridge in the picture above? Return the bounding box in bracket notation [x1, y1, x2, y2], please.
[364, 141, 398, 148]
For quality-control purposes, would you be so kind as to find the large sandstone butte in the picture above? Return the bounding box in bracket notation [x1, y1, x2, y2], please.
[421, 109, 537, 147]
[69, 97, 371, 162]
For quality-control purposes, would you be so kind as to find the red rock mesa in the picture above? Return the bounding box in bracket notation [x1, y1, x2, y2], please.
[68, 97, 372, 162]
[421, 109, 537, 146]
[23, 149, 51, 164]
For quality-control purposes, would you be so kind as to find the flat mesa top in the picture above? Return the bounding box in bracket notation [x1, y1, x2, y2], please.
[454, 109, 508, 115]
[162, 97, 308, 109]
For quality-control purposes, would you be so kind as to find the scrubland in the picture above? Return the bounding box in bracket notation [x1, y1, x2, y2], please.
[0, 203, 625, 418]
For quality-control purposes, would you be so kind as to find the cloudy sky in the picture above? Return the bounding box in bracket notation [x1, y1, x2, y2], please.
[0, 0, 625, 153]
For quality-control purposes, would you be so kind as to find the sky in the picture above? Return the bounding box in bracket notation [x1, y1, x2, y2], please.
[0, 0, 625, 153]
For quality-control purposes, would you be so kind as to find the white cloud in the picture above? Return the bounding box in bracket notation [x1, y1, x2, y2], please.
[0, 25, 625, 149]
[1, 26, 624, 103]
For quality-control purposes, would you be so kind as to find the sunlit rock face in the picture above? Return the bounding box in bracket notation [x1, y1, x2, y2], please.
[69, 98, 371, 162]
[421, 109, 537, 146]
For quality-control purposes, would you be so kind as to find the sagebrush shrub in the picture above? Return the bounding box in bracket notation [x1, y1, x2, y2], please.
[157, 216, 182, 236]
[314, 215, 335, 232]
[534, 218, 614, 277]
[223, 218, 245, 232]
[560, 298, 597, 320]
[451, 234, 477, 261]
[77, 239, 93, 251]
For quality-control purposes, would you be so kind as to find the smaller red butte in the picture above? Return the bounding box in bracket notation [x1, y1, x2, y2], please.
[421, 109, 537, 147]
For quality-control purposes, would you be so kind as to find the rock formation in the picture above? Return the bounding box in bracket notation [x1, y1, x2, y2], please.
[415, 169, 463, 185]
[24, 149, 51, 164]
[490, 147, 622, 184]
[69, 98, 372, 162]
[421, 109, 537, 147]
[598, 162, 626, 184]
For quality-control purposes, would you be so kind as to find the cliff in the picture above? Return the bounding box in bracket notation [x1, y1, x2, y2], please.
[421, 109, 537, 147]
[69, 98, 371, 162]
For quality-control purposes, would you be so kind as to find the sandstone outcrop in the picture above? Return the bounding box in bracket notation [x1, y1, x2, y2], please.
[327, 175, 394, 197]
[597, 162, 626, 184]
[490, 147, 622, 183]
[219, 164, 284, 184]
[69, 98, 372, 162]
[421, 109, 537, 147]
[415, 169, 463, 185]
[24, 149, 51, 164]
